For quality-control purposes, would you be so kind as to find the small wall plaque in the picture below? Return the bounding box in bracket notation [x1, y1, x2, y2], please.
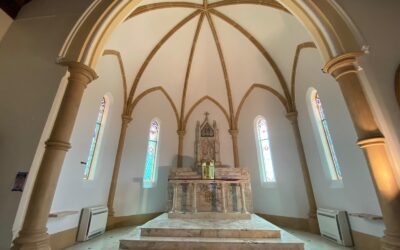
[12, 172, 28, 192]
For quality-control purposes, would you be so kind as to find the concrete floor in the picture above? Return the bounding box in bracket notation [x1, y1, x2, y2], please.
[67, 226, 354, 250]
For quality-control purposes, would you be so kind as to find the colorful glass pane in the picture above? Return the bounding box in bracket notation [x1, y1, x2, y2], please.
[314, 93, 342, 180]
[143, 119, 160, 188]
[256, 117, 276, 183]
[84, 97, 106, 179]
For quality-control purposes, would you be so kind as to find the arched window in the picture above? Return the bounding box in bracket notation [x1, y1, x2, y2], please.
[255, 116, 276, 183]
[310, 90, 342, 180]
[143, 118, 161, 188]
[84, 97, 107, 180]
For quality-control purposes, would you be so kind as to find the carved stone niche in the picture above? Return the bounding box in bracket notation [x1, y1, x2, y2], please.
[195, 112, 221, 167]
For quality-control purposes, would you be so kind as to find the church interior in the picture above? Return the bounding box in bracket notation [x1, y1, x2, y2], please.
[0, 0, 400, 249]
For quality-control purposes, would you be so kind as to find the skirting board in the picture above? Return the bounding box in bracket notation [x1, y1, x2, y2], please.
[49, 227, 78, 250]
[256, 213, 310, 232]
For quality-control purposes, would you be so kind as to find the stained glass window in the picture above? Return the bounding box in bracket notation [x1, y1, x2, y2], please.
[143, 119, 160, 188]
[84, 97, 106, 180]
[312, 92, 342, 180]
[255, 117, 276, 183]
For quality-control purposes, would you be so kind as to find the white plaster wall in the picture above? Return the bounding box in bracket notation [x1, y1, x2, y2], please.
[46, 55, 125, 234]
[0, 0, 92, 247]
[114, 91, 178, 216]
[295, 48, 385, 237]
[238, 90, 309, 218]
[183, 101, 234, 167]
[0, 9, 12, 42]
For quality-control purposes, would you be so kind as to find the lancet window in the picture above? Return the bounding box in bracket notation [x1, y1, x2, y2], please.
[143, 118, 161, 188]
[255, 116, 276, 183]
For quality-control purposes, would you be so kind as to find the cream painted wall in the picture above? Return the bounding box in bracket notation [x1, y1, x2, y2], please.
[0, 9, 12, 42]
[295, 48, 385, 237]
[238, 90, 309, 218]
[46, 55, 125, 234]
[114, 91, 178, 216]
[0, 0, 92, 247]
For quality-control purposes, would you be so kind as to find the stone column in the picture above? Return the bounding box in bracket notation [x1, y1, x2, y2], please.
[286, 111, 319, 234]
[107, 114, 132, 217]
[177, 130, 185, 167]
[324, 53, 400, 250]
[229, 129, 240, 168]
[192, 183, 197, 213]
[221, 183, 227, 213]
[240, 182, 248, 213]
[12, 63, 97, 250]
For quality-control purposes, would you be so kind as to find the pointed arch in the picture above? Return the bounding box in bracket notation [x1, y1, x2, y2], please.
[290, 42, 317, 106]
[235, 84, 288, 127]
[102, 50, 128, 107]
[130, 86, 180, 128]
[126, 2, 203, 21]
[184, 96, 230, 129]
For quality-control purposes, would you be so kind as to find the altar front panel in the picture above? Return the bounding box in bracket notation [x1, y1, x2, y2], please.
[167, 179, 253, 216]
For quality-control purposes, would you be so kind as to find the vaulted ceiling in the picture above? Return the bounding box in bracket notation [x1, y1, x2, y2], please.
[104, 0, 314, 128]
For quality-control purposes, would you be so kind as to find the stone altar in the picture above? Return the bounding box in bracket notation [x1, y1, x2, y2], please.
[168, 167, 253, 219]
[168, 113, 252, 219]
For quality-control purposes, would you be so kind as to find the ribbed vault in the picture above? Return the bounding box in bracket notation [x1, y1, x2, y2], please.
[105, 0, 312, 131]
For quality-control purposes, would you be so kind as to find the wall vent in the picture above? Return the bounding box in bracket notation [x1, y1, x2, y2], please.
[77, 206, 108, 242]
[317, 208, 353, 246]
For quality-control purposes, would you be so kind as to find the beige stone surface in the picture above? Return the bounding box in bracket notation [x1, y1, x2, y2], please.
[118, 213, 304, 249]
[142, 213, 278, 238]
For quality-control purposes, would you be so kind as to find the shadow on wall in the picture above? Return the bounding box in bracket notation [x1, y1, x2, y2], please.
[180, 155, 195, 167]
[135, 165, 172, 213]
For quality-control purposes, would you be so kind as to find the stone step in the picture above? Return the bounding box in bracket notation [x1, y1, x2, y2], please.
[141, 227, 280, 238]
[139, 213, 281, 239]
[120, 235, 304, 250]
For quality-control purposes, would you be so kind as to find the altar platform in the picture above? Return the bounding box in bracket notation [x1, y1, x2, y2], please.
[119, 213, 304, 250]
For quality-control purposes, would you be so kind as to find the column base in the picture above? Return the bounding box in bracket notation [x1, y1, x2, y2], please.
[308, 216, 320, 234]
[381, 232, 400, 250]
[12, 229, 50, 250]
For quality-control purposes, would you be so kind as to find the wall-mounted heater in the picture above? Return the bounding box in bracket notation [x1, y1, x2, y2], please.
[77, 206, 108, 242]
[317, 208, 353, 246]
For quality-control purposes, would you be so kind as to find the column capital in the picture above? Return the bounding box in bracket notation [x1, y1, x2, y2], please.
[229, 129, 239, 136]
[121, 114, 133, 124]
[63, 61, 98, 85]
[357, 136, 385, 148]
[177, 130, 186, 136]
[322, 52, 364, 80]
[285, 111, 298, 124]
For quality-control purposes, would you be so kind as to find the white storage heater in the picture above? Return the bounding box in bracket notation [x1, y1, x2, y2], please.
[77, 206, 108, 241]
[317, 208, 353, 246]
